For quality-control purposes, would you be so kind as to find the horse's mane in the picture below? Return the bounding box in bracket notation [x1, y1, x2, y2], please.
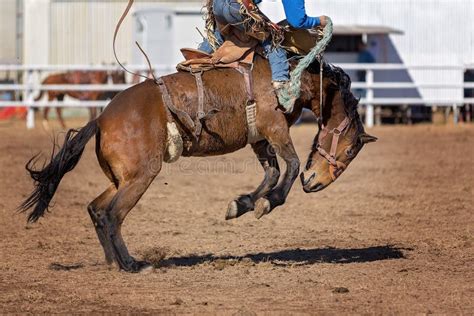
[307, 60, 360, 120]
[305, 60, 365, 148]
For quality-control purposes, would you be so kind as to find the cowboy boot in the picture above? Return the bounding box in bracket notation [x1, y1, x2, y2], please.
[273, 81, 296, 113]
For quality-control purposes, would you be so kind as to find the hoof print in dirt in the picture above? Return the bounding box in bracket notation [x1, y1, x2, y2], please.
[171, 298, 184, 306]
[49, 262, 84, 271]
[333, 287, 350, 294]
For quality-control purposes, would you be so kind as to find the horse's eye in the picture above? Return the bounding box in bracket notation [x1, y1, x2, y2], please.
[346, 147, 354, 158]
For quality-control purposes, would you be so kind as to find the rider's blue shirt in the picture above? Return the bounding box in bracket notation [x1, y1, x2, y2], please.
[254, 0, 321, 29]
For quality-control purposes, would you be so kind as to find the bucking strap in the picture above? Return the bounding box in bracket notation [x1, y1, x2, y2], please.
[194, 72, 206, 137]
[157, 78, 196, 135]
[239, 65, 263, 144]
[158, 77, 219, 141]
[240, 65, 254, 102]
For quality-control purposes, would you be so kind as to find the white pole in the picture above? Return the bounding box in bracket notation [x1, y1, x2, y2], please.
[26, 107, 35, 129]
[453, 104, 459, 124]
[25, 70, 35, 129]
[365, 69, 374, 128]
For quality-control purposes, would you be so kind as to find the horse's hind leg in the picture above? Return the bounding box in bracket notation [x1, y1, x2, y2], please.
[89, 79, 167, 272]
[226, 140, 280, 220]
[95, 133, 163, 272]
[102, 173, 160, 272]
[90, 137, 163, 271]
[87, 185, 117, 265]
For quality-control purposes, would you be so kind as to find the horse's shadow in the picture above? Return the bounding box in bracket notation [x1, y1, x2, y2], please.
[156, 245, 408, 268]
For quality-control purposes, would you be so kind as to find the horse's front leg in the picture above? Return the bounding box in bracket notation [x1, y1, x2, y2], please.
[226, 140, 280, 220]
[254, 133, 300, 219]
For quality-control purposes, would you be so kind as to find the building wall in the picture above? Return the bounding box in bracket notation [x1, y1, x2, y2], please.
[0, 0, 19, 64]
[13, 0, 474, 66]
[50, 1, 133, 64]
[132, 7, 205, 67]
[48, 0, 203, 64]
[261, 0, 474, 65]
[24, 0, 50, 64]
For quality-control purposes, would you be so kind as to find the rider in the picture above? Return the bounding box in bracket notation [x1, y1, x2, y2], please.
[198, 0, 328, 108]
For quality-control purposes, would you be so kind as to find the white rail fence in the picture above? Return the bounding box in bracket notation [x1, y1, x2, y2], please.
[0, 64, 473, 129]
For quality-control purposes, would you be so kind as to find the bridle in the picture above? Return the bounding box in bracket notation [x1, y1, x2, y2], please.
[315, 58, 352, 181]
[316, 117, 351, 180]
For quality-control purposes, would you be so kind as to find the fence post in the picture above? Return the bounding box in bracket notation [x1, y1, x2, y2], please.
[453, 104, 459, 124]
[365, 69, 375, 128]
[24, 70, 35, 129]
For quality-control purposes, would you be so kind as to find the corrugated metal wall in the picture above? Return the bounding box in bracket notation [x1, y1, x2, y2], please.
[49, 0, 204, 64]
[0, 0, 19, 63]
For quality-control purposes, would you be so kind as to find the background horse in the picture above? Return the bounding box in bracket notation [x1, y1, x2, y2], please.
[35, 69, 126, 129]
[20, 57, 376, 272]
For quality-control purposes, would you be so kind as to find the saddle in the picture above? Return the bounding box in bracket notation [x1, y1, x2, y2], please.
[178, 27, 259, 73]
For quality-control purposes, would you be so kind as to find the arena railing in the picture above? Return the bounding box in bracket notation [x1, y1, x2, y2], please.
[0, 64, 473, 129]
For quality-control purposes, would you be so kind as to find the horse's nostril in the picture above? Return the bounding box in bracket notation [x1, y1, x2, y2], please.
[302, 172, 316, 186]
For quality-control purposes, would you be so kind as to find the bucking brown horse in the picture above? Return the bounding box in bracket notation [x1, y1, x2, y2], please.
[19, 57, 376, 272]
[36, 70, 126, 129]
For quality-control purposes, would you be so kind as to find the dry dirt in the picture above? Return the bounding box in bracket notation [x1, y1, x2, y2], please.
[0, 119, 473, 314]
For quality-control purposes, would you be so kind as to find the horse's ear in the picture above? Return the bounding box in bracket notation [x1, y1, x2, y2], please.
[359, 133, 378, 144]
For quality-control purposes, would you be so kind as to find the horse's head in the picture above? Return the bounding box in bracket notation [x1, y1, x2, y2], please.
[301, 65, 377, 193]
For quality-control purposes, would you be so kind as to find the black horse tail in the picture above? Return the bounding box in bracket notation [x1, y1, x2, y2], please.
[18, 120, 98, 223]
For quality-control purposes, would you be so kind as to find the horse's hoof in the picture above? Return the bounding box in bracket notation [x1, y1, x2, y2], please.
[129, 260, 153, 273]
[225, 196, 254, 220]
[254, 198, 271, 219]
[226, 200, 239, 220]
[138, 263, 154, 274]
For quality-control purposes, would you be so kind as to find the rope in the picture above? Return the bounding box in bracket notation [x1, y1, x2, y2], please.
[113, 0, 154, 81]
[277, 17, 334, 111]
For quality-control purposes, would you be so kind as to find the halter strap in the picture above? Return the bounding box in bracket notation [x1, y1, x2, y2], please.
[316, 116, 350, 168]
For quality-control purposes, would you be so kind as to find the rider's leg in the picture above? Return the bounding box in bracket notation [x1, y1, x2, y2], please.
[262, 39, 290, 84]
[198, 0, 245, 54]
[197, 0, 243, 53]
[262, 40, 294, 112]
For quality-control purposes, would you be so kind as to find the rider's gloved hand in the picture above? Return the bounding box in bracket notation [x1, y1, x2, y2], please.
[318, 16, 328, 28]
[308, 16, 328, 37]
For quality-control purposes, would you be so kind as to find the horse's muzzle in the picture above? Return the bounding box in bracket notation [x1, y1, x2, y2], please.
[300, 171, 326, 193]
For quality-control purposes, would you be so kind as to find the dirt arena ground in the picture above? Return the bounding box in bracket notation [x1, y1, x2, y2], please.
[0, 118, 473, 314]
